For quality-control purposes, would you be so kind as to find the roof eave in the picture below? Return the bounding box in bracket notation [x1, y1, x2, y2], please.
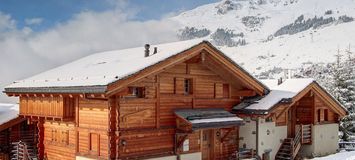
[4, 85, 107, 94]
[202, 41, 270, 95]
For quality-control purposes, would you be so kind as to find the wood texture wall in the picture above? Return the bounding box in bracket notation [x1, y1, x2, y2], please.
[117, 61, 244, 159]
[273, 91, 340, 127]
[77, 98, 109, 158]
[43, 121, 76, 160]
[314, 95, 338, 123]
[19, 96, 75, 119]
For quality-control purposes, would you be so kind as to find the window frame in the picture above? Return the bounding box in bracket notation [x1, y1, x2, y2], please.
[127, 87, 145, 98]
[184, 78, 193, 95]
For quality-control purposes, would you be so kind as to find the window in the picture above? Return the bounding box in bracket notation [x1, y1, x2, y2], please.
[51, 129, 55, 141]
[90, 133, 99, 154]
[128, 87, 145, 98]
[184, 79, 192, 95]
[50, 129, 69, 145]
[223, 84, 230, 98]
[317, 109, 321, 123]
[63, 131, 69, 145]
[324, 109, 329, 121]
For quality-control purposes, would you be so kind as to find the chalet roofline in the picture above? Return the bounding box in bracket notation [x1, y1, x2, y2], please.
[232, 81, 348, 116]
[312, 81, 348, 114]
[4, 41, 270, 95]
[203, 41, 270, 95]
[4, 85, 107, 94]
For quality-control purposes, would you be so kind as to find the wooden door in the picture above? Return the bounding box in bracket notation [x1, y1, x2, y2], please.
[287, 107, 296, 138]
[287, 109, 292, 137]
[202, 130, 212, 160]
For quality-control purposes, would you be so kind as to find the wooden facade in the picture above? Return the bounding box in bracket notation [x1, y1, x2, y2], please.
[6, 43, 265, 160]
[113, 52, 255, 159]
[4, 41, 347, 160]
[270, 83, 345, 130]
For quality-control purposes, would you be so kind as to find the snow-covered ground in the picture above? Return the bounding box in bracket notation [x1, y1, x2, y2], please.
[311, 151, 355, 160]
[0, 103, 19, 125]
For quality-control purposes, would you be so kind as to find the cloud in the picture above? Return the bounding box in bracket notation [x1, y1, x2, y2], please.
[0, 4, 182, 103]
[25, 18, 43, 25]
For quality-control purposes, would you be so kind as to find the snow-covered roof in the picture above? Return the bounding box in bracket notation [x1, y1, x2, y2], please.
[190, 117, 243, 124]
[0, 103, 19, 125]
[6, 39, 203, 89]
[174, 108, 244, 130]
[243, 78, 314, 111]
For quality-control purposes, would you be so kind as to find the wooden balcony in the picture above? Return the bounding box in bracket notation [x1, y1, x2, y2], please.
[19, 96, 75, 120]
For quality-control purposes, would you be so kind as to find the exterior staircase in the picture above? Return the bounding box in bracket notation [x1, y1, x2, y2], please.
[10, 131, 38, 160]
[275, 124, 312, 160]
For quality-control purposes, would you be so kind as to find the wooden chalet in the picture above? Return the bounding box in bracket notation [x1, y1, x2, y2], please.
[3, 40, 347, 160]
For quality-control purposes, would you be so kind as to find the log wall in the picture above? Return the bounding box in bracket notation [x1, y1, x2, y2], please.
[43, 121, 76, 160]
[117, 61, 244, 159]
[19, 96, 75, 119]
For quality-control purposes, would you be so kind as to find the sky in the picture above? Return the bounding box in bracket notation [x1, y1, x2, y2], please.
[0, 0, 217, 103]
[0, 0, 217, 31]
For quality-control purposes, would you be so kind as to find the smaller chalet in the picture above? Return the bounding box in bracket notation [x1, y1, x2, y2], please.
[3, 40, 347, 160]
[234, 79, 347, 159]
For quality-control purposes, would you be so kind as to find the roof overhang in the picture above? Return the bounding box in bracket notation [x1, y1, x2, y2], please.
[232, 81, 348, 117]
[4, 85, 107, 95]
[106, 41, 269, 97]
[175, 108, 244, 131]
[4, 41, 269, 96]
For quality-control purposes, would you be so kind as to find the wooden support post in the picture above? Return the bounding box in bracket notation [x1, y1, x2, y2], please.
[37, 118, 44, 160]
[75, 97, 79, 153]
[301, 124, 303, 144]
[116, 97, 120, 158]
[108, 96, 117, 160]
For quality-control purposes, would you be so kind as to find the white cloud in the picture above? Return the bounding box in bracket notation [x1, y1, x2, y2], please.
[0, 5, 182, 103]
[25, 18, 43, 25]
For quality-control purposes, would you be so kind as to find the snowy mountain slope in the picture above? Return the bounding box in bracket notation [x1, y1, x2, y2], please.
[172, 0, 355, 76]
[220, 20, 355, 75]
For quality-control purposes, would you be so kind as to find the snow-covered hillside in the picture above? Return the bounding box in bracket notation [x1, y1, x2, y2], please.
[172, 0, 355, 76]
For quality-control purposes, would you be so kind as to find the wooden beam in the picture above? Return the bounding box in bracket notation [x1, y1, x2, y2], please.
[0, 117, 26, 132]
[233, 90, 257, 97]
[108, 96, 117, 159]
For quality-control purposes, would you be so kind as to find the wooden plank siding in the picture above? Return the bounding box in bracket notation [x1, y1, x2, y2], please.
[77, 98, 109, 158]
[116, 59, 245, 159]
[7, 41, 348, 160]
[19, 96, 75, 119]
[43, 121, 76, 160]
[272, 89, 341, 128]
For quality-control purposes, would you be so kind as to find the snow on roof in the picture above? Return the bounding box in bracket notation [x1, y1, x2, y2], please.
[0, 103, 19, 125]
[190, 117, 243, 124]
[6, 39, 203, 89]
[245, 78, 314, 110]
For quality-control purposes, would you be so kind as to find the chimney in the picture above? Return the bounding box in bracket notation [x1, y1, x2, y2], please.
[144, 44, 150, 57]
[277, 77, 283, 85]
[153, 47, 158, 55]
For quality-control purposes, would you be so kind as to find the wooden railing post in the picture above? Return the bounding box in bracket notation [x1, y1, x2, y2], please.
[301, 124, 303, 144]
[17, 141, 20, 160]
